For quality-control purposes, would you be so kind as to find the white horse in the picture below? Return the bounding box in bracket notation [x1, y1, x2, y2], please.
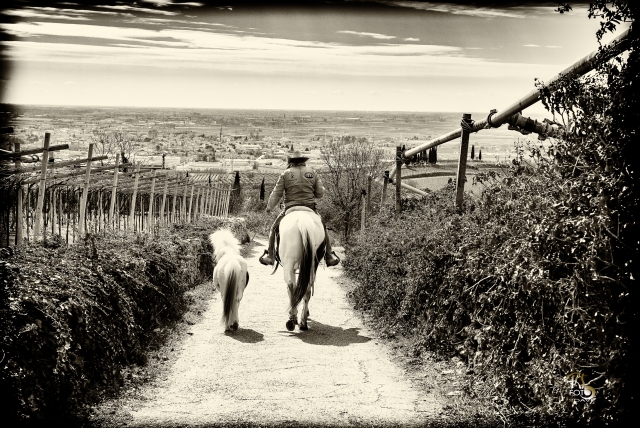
[277, 207, 326, 331]
[210, 229, 249, 332]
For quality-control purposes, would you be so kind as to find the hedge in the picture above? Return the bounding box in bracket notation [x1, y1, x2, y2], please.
[0, 219, 240, 422]
[343, 166, 633, 425]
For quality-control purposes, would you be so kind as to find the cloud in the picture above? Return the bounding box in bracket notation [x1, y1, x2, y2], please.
[545, 45, 562, 48]
[140, 0, 204, 6]
[404, 37, 420, 42]
[524, 44, 540, 47]
[367, 1, 555, 19]
[97, 5, 179, 16]
[125, 17, 232, 27]
[338, 30, 396, 40]
[4, 9, 90, 21]
[2, 22, 190, 47]
[1, 22, 559, 80]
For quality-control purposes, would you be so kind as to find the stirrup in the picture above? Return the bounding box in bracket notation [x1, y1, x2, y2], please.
[325, 251, 340, 267]
[259, 249, 273, 266]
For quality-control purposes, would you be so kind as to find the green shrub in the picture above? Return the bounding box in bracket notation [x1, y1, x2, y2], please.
[345, 149, 632, 424]
[0, 223, 223, 422]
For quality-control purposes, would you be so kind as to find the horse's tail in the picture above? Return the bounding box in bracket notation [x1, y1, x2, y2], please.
[291, 218, 318, 310]
[222, 268, 237, 326]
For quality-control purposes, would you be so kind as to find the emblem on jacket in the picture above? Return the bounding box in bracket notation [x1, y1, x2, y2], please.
[304, 172, 314, 179]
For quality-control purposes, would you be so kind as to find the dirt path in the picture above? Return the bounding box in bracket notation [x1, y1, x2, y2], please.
[98, 239, 443, 427]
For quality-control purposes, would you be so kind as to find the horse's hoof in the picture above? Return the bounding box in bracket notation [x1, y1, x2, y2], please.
[285, 320, 295, 331]
[300, 323, 308, 331]
[230, 322, 238, 331]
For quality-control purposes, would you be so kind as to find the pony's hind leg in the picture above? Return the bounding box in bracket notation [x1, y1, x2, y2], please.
[299, 285, 312, 330]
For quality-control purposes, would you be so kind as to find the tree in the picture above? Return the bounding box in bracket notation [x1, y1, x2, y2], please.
[89, 130, 113, 166]
[111, 131, 136, 164]
[320, 139, 386, 241]
[228, 171, 243, 214]
[478, 149, 482, 161]
[471, 145, 475, 160]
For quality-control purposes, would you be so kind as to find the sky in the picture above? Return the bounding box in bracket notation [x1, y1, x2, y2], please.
[0, 1, 631, 113]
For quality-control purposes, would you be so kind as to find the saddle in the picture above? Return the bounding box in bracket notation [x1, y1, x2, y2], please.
[272, 206, 326, 274]
[285, 206, 315, 215]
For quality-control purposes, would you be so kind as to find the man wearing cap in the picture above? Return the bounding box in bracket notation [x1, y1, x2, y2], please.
[259, 150, 340, 267]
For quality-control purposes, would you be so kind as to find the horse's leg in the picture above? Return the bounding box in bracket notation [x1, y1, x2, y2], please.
[212, 265, 220, 291]
[284, 262, 297, 331]
[300, 284, 312, 330]
[230, 299, 239, 331]
[230, 271, 245, 331]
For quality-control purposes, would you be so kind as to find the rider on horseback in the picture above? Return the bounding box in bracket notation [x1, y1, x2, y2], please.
[259, 151, 340, 267]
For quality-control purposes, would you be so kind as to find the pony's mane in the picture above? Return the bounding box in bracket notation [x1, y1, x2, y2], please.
[209, 229, 241, 262]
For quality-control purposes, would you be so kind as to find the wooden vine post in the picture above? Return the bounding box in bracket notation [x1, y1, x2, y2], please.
[395, 145, 402, 218]
[14, 142, 24, 246]
[214, 188, 221, 216]
[159, 174, 168, 226]
[78, 143, 94, 237]
[381, 170, 389, 208]
[108, 154, 120, 228]
[366, 174, 372, 214]
[360, 188, 367, 234]
[214, 186, 219, 215]
[97, 190, 103, 232]
[147, 169, 157, 230]
[57, 187, 62, 237]
[129, 163, 141, 231]
[200, 187, 206, 219]
[207, 187, 215, 215]
[194, 186, 201, 221]
[171, 177, 179, 223]
[225, 185, 232, 217]
[202, 187, 209, 216]
[182, 182, 188, 222]
[50, 189, 56, 236]
[34, 133, 51, 240]
[456, 114, 472, 209]
[187, 185, 195, 222]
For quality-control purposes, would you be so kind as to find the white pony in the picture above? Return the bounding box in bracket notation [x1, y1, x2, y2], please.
[277, 207, 326, 331]
[210, 229, 249, 332]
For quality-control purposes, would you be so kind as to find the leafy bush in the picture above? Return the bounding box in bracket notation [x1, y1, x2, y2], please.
[345, 158, 632, 424]
[0, 220, 236, 422]
[345, 3, 636, 424]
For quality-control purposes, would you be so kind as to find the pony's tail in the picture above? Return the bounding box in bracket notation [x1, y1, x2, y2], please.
[291, 227, 316, 310]
[222, 269, 237, 326]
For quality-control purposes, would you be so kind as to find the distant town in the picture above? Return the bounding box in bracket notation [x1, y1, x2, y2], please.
[2, 104, 526, 173]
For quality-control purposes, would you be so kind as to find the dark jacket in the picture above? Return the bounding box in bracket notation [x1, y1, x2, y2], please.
[267, 163, 324, 211]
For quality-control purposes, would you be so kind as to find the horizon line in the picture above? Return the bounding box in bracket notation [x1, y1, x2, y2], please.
[4, 102, 520, 116]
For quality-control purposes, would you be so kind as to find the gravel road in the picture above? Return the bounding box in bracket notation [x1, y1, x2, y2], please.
[98, 238, 443, 427]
